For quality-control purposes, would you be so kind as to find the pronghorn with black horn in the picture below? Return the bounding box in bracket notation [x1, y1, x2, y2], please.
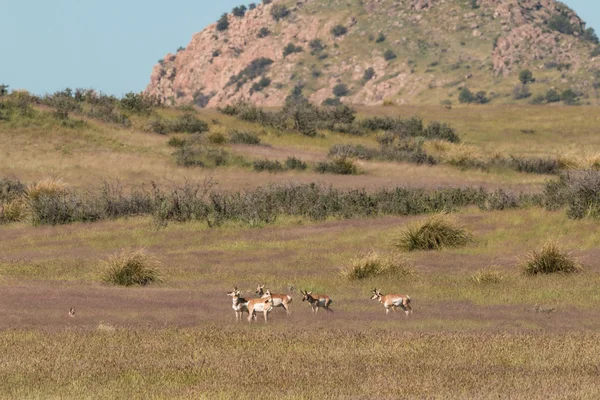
[246, 293, 274, 323]
[226, 286, 249, 322]
[300, 290, 333, 314]
[256, 285, 292, 315]
[370, 288, 413, 316]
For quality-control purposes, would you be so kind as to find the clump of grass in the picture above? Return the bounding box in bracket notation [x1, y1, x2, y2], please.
[26, 178, 68, 202]
[395, 214, 474, 251]
[315, 157, 358, 175]
[285, 157, 307, 171]
[340, 251, 415, 280]
[520, 241, 583, 276]
[470, 268, 506, 284]
[0, 199, 27, 223]
[206, 131, 227, 144]
[253, 159, 284, 172]
[229, 130, 261, 145]
[101, 249, 163, 286]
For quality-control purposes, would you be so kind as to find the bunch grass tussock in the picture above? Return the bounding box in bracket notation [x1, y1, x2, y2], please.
[395, 214, 474, 251]
[470, 267, 507, 285]
[101, 249, 163, 286]
[26, 178, 68, 201]
[520, 241, 584, 276]
[340, 251, 415, 280]
[0, 198, 27, 223]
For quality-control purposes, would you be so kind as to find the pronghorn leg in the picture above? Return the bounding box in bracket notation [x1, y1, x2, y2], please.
[248, 310, 255, 323]
[314, 306, 319, 314]
[385, 307, 390, 315]
[283, 303, 290, 315]
[264, 311, 268, 323]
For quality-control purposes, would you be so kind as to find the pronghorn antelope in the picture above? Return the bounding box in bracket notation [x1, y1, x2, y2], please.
[256, 285, 292, 315]
[227, 287, 249, 322]
[246, 295, 274, 323]
[300, 290, 333, 313]
[370, 288, 413, 316]
[68, 307, 76, 318]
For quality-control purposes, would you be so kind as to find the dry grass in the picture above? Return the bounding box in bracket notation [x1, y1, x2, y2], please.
[470, 267, 507, 285]
[520, 241, 584, 276]
[25, 178, 68, 201]
[394, 214, 474, 251]
[101, 249, 163, 286]
[340, 251, 415, 280]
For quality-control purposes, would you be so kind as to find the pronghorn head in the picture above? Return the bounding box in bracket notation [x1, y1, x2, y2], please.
[265, 289, 272, 297]
[370, 288, 382, 301]
[301, 290, 312, 302]
[227, 287, 241, 298]
[255, 285, 265, 296]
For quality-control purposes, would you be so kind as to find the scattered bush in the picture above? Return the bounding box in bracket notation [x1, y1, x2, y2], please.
[253, 159, 284, 172]
[101, 249, 162, 286]
[167, 136, 187, 147]
[174, 136, 231, 167]
[329, 144, 378, 160]
[513, 84, 531, 100]
[546, 89, 561, 103]
[340, 251, 415, 281]
[283, 43, 303, 57]
[583, 27, 599, 44]
[519, 69, 534, 85]
[216, 13, 229, 31]
[383, 49, 397, 61]
[232, 5, 247, 17]
[591, 46, 600, 57]
[229, 130, 261, 145]
[331, 25, 348, 37]
[363, 67, 376, 81]
[545, 171, 600, 218]
[394, 214, 474, 251]
[520, 241, 583, 275]
[270, 4, 289, 21]
[251, 77, 271, 92]
[228, 58, 274, 89]
[206, 132, 227, 144]
[309, 39, 326, 54]
[459, 88, 489, 105]
[561, 89, 579, 105]
[257, 27, 271, 38]
[322, 97, 342, 106]
[0, 84, 8, 97]
[285, 157, 308, 171]
[547, 13, 575, 35]
[119, 92, 159, 115]
[375, 33, 386, 43]
[315, 157, 358, 175]
[333, 83, 349, 97]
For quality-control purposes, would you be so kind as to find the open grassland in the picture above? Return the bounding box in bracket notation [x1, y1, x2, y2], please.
[2, 97, 600, 398]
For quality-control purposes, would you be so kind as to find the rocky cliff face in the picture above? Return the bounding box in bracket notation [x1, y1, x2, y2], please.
[146, 0, 600, 107]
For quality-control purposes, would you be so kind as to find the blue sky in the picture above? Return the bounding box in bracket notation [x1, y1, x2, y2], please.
[1, 0, 597, 96]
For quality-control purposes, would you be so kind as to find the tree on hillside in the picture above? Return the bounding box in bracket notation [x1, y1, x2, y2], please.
[216, 13, 229, 31]
[519, 69, 534, 85]
[232, 5, 247, 17]
[0, 84, 8, 97]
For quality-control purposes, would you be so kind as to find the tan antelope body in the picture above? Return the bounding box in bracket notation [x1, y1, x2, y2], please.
[256, 285, 292, 315]
[301, 290, 333, 313]
[371, 288, 413, 316]
[246, 296, 274, 323]
[227, 287, 249, 322]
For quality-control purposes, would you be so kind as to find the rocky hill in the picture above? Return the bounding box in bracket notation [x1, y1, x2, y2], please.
[146, 0, 600, 107]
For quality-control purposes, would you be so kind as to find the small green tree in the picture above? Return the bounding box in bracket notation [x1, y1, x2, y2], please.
[547, 13, 574, 35]
[561, 89, 579, 105]
[333, 83, 349, 97]
[309, 39, 325, 54]
[519, 69, 534, 85]
[458, 87, 474, 104]
[363, 67, 376, 81]
[375, 33, 386, 43]
[271, 4, 289, 21]
[257, 27, 270, 38]
[0, 84, 8, 97]
[331, 25, 348, 37]
[583, 27, 599, 44]
[545, 89, 561, 103]
[216, 13, 229, 31]
[232, 5, 247, 17]
[383, 49, 397, 61]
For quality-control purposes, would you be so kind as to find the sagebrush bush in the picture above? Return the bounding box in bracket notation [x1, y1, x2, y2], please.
[340, 251, 415, 281]
[470, 268, 506, 284]
[395, 214, 474, 251]
[520, 241, 583, 275]
[101, 249, 162, 286]
[253, 159, 284, 172]
[285, 157, 307, 170]
[206, 131, 228, 144]
[229, 130, 261, 145]
[315, 157, 358, 175]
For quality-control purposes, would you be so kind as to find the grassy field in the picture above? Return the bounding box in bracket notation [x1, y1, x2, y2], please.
[1, 98, 600, 398]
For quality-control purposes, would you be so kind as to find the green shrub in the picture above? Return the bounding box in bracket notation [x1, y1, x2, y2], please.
[216, 13, 229, 31]
[309, 39, 326, 54]
[206, 132, 227, 144]
[383, 49, 397, 61]
[394, 214, 474, 251]
[174, 138, 230, 167]
[167, 136, 186, 147]
[340, 251, 415, 281]
[322, 97, 342, 106]
[253, 159, 284, 172]
[545, 89, 561, 103]
[229, 130, 261, 145]
[119, 92, 158, 115]
[561, 89, 579, 105]
[329, 144, 378, 160]
[333, 84, 349, 97]
[283, 43, 303, 57]
[547, 13, 575, 35]
[520, 241, 583, 275]
[519, 69, 534, 85]
[583, 27, 599, 44]
[363, 67, 376, 81]
[285, 157, 307, 170]
[257, 27, 270, 38]
[0, 84, 8, 97]
[315, 157, 358, 175]
[375, 33, 386, 43]
[101, 249, 162, 286]
[331, 25, 348, 37]
[232, 5, 247, 17]
[228, 58, 274, 88]
[513, 84, 531, 100]
[270, 4, 289, 21]
[591, 46, 600, 57]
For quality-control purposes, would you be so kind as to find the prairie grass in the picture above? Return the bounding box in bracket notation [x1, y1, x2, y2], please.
[520, 241, 584, 276]
[394, 213, 474, 251]
[101, 248, 162, 286]
[470, 267, 507, 284]
[25, 178, 68, 201]
[340, 251, 415, 280]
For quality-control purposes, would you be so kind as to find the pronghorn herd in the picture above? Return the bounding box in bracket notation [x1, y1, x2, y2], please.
[227, 285, 412, 323]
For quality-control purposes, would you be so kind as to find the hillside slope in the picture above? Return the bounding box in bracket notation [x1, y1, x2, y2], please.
[146, 0, 600, 107]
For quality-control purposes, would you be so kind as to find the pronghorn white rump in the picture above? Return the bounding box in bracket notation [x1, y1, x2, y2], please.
[300, 290, 333, 314]
[370, 288, 413, 316]
[256, 285, 292, 315]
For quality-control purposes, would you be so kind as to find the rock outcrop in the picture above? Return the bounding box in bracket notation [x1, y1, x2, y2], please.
[146, 0, 600, 107]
